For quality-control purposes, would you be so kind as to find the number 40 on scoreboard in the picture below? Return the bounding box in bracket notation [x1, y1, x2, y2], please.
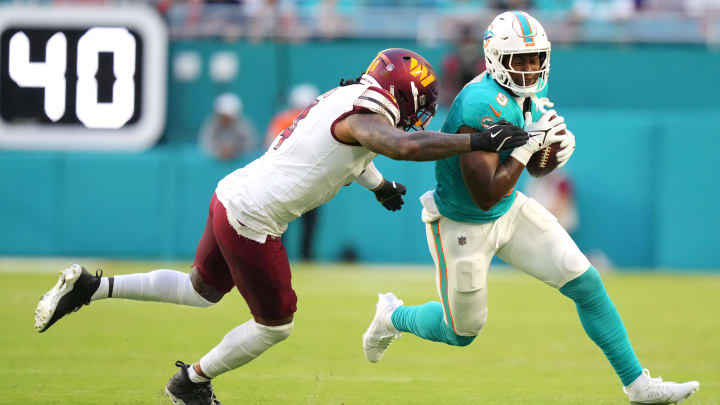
[0, 5, 167, 151]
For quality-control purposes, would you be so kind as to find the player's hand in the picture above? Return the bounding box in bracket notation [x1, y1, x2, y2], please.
[524, 110, 566, 151]
[470, 120, 529, 152]
[531, 96, 554, 113]
[373, 180, 406, 211]
[556, 128, 575, 168]
[510, 111, 566, 166]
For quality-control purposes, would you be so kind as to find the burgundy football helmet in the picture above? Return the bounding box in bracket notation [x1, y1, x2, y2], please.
[364, 48, 439, 131]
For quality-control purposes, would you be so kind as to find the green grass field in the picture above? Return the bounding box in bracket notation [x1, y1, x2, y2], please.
[2, 259, 719, 404]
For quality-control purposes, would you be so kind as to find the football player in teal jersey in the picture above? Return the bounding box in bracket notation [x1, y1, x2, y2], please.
[363, 11, 700, 403]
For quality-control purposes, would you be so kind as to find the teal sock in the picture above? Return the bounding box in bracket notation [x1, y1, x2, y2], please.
[391, 301, 475, 347]
[559, 267, 643, 386]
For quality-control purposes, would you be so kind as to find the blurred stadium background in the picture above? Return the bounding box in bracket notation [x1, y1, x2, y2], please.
[1, 0, 719, 404]
[1, 0, 719, 267]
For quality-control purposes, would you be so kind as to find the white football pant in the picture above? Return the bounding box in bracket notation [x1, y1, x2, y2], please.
[421, 190, 590, 337]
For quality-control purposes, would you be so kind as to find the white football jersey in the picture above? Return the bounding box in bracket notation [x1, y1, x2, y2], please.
[215, 76, 400, 241]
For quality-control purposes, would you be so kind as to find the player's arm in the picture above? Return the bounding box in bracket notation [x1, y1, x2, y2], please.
[355, 162, 407, 211]
[457, 125, 526, 211]
[461, 108, 568, 210]
[334, 113, 527, 162]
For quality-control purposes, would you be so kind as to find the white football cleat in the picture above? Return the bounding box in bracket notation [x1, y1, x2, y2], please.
[34, 264, 102, 333]
[362, 292, 403, 363]
[623, 369, 699, 404]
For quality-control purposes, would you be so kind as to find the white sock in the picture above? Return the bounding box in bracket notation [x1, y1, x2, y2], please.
[199, 320, 293, 378]
[626, 369, 650, 392]
[187, 364, 210, 383]
[90, 278, 109, 301]
[91, 269, 214, 307]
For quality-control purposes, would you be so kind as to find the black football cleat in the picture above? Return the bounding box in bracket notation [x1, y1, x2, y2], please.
[165, 361, 222, 405]
[34, 264, 102, 333]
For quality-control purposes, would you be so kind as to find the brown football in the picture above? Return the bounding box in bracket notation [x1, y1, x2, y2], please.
[526, 113, 564, 178]
[526, 141, 561, 178]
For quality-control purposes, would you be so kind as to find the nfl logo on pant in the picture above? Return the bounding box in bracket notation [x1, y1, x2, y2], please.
[458, 236, 467, 246]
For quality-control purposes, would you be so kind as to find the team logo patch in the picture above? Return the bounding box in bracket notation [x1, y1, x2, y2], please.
[480, 116, 494, 129]
[408, 57, 435, 87]
[484, 29, 494, 41]
[483, 27, 494, 48]
[458, 236, 467, 246]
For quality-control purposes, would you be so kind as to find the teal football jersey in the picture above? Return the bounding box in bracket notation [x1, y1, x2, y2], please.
[434, 72, 548, 223]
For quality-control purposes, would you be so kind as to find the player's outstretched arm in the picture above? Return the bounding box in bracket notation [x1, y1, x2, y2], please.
[334, 113, 528, 162]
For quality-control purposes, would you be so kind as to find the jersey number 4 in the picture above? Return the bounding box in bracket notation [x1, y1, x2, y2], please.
[273, 99, 320, 150]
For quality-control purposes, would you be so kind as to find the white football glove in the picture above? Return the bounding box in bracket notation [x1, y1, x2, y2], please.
[556, 128, 575, 168]
[510, 110, 566, 166]
[531, 96, 554, 114]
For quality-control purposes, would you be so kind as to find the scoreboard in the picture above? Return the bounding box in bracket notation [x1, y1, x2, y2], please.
[0, 5, 166, 150]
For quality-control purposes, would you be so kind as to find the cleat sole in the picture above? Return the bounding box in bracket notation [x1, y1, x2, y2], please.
[164, 387, 182, 404]
[629, 384, 699, 404]
[33, 265, 83, 333]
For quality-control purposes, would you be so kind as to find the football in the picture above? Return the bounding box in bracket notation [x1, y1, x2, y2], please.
[526, 127, 564, 178]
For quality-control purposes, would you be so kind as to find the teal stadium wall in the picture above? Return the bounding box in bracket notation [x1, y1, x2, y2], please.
[1, 41, 719, 269]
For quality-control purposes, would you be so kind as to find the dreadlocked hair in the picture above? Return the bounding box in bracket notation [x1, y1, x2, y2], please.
[339, 75, 363, 87]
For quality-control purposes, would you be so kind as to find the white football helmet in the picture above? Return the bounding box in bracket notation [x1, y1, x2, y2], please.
[483, 11, 551, 97]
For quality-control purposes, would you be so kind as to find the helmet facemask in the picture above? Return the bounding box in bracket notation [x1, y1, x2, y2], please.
[498, 50, 550, 97]
[409, 92, 436, 131]
[395, 82, 437, 131]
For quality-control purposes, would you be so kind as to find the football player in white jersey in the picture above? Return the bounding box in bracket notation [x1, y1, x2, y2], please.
[33, 48, 530, 404]
[362, 14, 700, 404]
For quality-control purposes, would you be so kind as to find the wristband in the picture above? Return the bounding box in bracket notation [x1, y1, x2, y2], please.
[469, 132, 485, 152]
[355, 161, 383, 189]
[510, 145, 534, 166]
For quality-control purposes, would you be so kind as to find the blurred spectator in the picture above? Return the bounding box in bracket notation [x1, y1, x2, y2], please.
[265, 83, 321, 261]
[488, 0, 535, 11]
[571, 0, 636, 22]
[314, 0, 348, 40]
[245, 0, 303, 41]
[199, 93, 258, 160]
[525, 169, 578, 235]
[264, 83, 320, 148]
[439, 24, 485, 107]
[685, 0, 720, 45]
[634, 0, 648, 11]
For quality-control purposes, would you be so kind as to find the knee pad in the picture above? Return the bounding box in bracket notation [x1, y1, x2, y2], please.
[255, 321, 293, 344]
[453, 308, 487, 337]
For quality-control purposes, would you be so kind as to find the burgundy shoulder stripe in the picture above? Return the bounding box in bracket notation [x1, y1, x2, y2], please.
[358, 96, 398, 124]
[367, 86, 399, 109]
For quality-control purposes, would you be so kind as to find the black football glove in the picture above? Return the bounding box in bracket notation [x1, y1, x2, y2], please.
[470, 120, 529, 152]
[373, 180, 406, 211]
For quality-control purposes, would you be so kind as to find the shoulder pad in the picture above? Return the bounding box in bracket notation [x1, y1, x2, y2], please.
[353, 86, 401, 126]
